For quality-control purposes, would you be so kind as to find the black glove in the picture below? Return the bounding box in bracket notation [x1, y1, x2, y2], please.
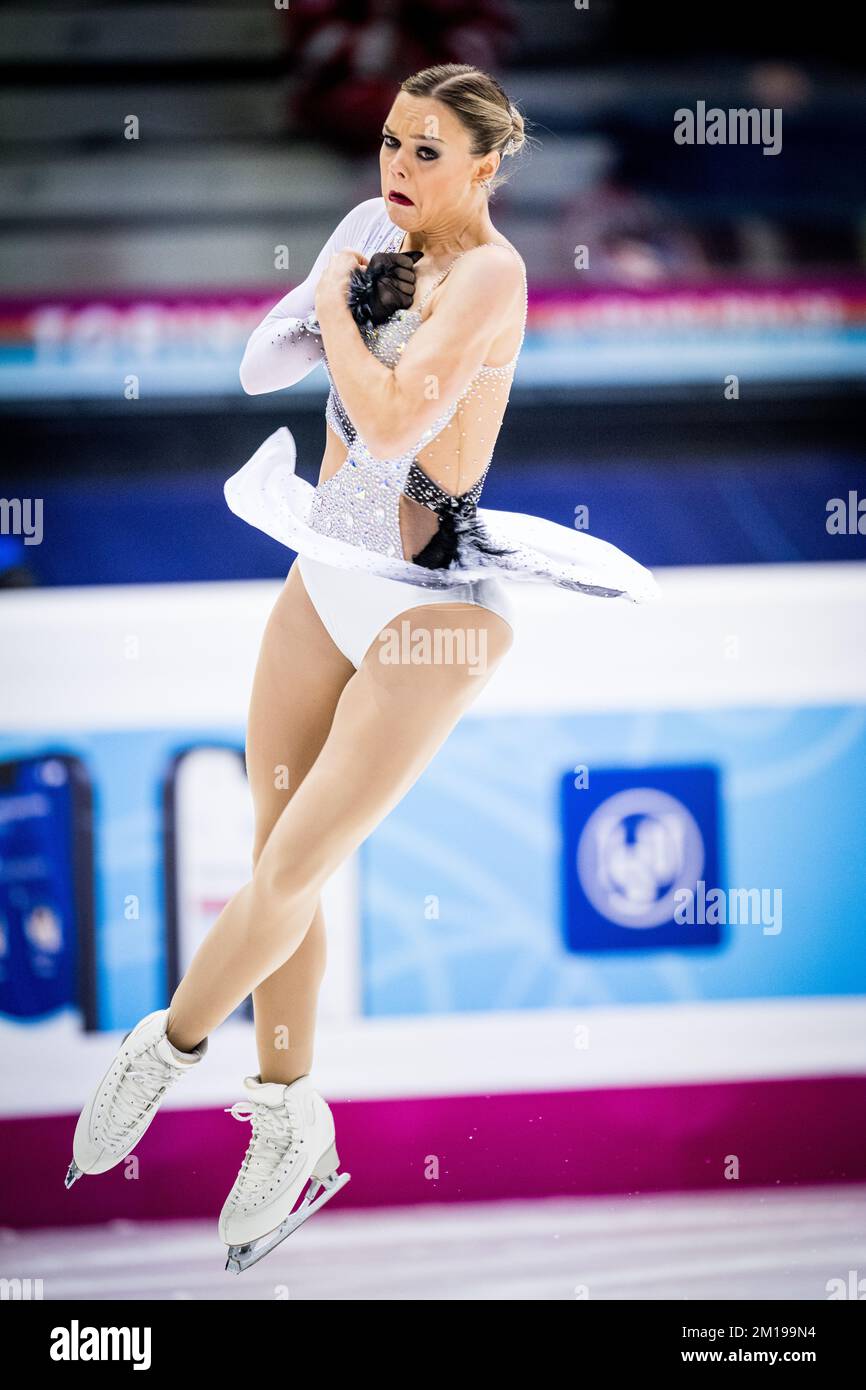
[347, 250, 424, 327]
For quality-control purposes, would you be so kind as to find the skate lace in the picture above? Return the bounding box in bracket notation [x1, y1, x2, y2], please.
[226, 1101, 301, 1200]
[103, 1048, 181, 1150]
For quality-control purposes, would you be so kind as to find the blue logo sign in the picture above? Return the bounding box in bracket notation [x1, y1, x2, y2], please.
[560, 765, 723, 951]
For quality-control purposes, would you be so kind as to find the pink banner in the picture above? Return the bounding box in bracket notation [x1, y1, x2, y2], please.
[4, 1075, 865, 1229]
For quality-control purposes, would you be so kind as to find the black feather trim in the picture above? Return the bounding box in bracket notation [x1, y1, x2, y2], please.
[411, 496, 519, 571]
[347, 267, 381, 327]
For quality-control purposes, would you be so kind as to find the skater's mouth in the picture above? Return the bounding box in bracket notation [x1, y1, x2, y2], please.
[388, 191, 414, 206]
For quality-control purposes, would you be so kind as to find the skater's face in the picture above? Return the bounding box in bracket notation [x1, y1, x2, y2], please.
[380, 93, 499, 229]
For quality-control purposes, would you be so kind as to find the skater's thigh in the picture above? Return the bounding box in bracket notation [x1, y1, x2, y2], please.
[246, 558, 355, 862]
[255, 600, 513, 896]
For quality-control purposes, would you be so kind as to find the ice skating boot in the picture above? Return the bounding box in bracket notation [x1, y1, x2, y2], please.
[64, 1008, 207, 1188]
[220, 1073, 350, 1274]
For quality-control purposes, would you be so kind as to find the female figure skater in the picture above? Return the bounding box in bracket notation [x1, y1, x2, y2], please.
[65, 65, 658, 1274]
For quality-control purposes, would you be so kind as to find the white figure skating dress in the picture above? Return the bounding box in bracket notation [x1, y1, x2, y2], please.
[225, 197, 659, 666]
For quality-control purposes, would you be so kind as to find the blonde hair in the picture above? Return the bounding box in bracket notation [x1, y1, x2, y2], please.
[399, 64, 534, 195]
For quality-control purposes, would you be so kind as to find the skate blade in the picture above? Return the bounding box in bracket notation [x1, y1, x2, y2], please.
[64, 1160, 83, 1189]
[225, 1169, 351, 1274]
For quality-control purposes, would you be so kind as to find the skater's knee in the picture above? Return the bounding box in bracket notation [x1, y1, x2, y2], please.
[250, 848, 315, 919]
[251, 803, 290, 872]
[251, 829, 272, 873]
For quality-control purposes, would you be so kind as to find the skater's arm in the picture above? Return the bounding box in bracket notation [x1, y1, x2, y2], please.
[238, 200, 381, 395]
[315, 244, 524, 460]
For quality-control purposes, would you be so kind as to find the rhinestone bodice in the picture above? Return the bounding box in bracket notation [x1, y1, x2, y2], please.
[311, 236, 526, 563]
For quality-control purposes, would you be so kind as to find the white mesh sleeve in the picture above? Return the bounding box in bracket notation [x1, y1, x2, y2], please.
[238, 199, 385, 395]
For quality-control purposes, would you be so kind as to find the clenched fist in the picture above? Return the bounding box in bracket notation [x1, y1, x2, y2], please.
[348, 250, 424, 327]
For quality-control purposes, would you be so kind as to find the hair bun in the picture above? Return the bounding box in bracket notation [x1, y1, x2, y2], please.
[504, 105, 525, 156]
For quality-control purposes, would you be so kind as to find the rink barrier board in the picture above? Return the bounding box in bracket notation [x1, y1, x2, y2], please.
[1, 1074, 864, 1229]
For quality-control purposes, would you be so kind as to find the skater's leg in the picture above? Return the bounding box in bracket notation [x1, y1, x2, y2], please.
[167, 602, 513, 1045]
[241, 565, 346, 1084]
[167, 560, 353, 1054]
[250, 905, 326, 1085]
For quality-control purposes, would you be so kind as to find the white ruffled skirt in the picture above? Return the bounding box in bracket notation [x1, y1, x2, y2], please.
[224, 427, 660, 604]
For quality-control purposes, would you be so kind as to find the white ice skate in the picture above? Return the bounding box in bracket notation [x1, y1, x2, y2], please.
[220, 1073, 350, 1274]
[64, 1008, 207, 1188]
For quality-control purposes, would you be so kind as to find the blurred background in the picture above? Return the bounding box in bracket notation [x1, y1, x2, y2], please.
[1, 0, 865, 1300]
